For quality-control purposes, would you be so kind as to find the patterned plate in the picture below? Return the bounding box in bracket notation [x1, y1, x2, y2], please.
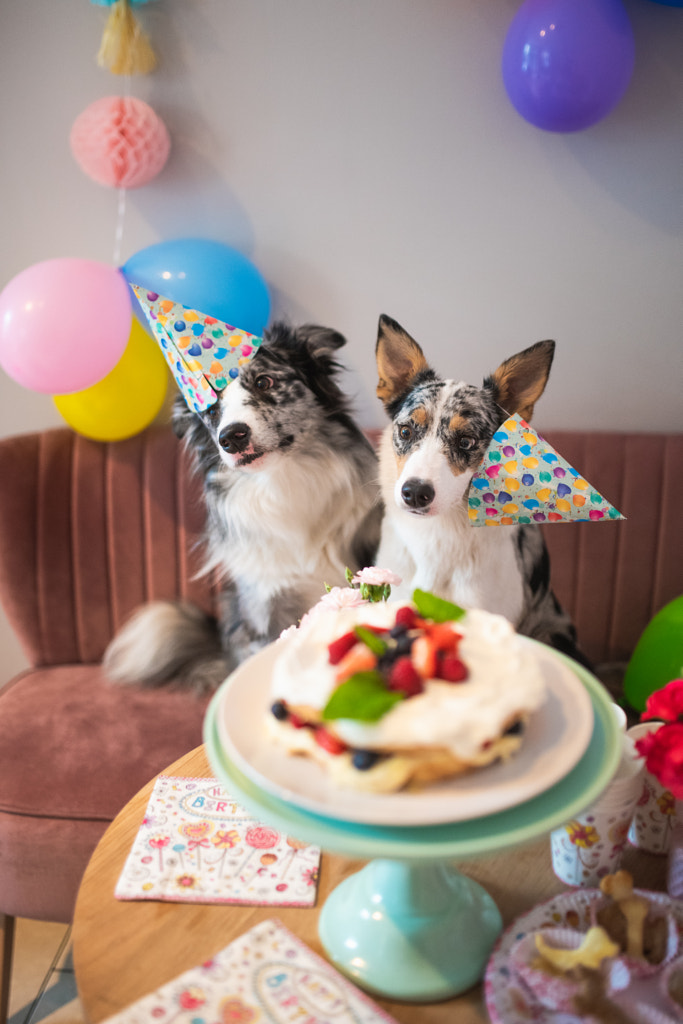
[484, 888, 683, 1023]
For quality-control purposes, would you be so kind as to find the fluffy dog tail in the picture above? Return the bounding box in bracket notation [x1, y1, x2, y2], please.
[102, 601, 229, 696]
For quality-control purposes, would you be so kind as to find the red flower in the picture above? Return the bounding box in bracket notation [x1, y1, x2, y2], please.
[642, 679, 683, 724]
[635, 723, 683, 799]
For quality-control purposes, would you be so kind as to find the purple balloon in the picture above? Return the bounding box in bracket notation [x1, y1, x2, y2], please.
[502, 0, 635, 132]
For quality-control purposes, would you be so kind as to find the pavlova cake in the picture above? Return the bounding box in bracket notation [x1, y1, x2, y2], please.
[266, 581, 547, 793]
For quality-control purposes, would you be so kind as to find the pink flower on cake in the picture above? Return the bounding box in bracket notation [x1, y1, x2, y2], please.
[352, 566, 402, 587]
[318, 586, 367, 610]
[350, 565, 402, 602]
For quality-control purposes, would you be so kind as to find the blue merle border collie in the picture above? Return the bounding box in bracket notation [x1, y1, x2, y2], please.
[104, 322, 382, 694]
[374, 314, 590, 667]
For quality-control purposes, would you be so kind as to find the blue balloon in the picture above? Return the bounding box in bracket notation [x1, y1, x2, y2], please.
[122, 239, 271, 337]
[502, 0, 635, 132]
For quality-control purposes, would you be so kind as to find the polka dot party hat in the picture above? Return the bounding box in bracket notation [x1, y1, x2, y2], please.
[131, 284, 262, 414]
[468, 414, 625, 526]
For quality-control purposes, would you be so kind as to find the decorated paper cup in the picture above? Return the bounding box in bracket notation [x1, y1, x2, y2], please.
[508, 927, 627, 1013]
[627, 723, 678, 854]
[590, 895, 679, 979]
[661, 956, 683, 1021]
[551, 736, 644, 886]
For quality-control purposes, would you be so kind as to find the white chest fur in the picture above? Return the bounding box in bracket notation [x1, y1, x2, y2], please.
[377, 428, 525, 626]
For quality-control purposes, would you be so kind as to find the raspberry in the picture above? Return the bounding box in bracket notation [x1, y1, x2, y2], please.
[314, 727, 347, 755]
[394, 605, 419, 629]
[438, 655, 468, 683]
[388, 656, 424, 697]
[328, 630, 359, 665]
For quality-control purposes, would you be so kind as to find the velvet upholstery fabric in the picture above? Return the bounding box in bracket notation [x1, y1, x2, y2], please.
[541, 431, 683, 668]
[0, 427, 215, 925]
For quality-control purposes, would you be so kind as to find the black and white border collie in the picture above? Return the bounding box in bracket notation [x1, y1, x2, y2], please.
[374, 314, 589, 666]
[104, 321, 381, 694]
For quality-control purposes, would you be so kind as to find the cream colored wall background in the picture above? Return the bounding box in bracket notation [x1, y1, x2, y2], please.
[1, 0, 682, 681]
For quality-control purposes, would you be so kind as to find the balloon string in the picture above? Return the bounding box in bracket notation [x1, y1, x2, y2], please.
[112, 75, 132, 268]
[113, 186, 127, 267]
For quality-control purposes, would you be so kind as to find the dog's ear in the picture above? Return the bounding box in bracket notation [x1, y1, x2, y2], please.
[294, 324, 346, 360]
[485, 340, 555, 421]
[376, 315, 429, 408]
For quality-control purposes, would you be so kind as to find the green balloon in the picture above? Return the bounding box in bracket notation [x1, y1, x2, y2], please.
[624, 595, 683, 712]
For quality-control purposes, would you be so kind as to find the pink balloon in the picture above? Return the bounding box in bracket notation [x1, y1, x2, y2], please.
[0, 259, 131, 394]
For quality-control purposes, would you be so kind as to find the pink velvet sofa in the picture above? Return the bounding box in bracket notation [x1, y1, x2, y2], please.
[0, 424, 681, 1021]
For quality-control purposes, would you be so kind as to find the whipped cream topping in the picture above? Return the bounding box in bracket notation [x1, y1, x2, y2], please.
[270, 602, 547, 762]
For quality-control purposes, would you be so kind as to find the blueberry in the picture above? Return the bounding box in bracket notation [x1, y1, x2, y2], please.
[394, 633, 415, 656]
[271, 700, 288, 721]
[352, 750, 380, 771]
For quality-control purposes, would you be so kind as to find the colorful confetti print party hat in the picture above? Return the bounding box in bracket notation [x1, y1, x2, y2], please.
[468, 414, 624, 526]
[131, 284, 262, 413]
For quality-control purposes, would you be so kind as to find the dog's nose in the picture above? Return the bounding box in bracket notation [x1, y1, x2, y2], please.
[219, 422, 252, 454]
[401, 478, 435, 510]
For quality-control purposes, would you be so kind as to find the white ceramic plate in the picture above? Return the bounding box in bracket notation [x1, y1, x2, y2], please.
[213, 635, 594, 827]
[484, 888, 682, 1023]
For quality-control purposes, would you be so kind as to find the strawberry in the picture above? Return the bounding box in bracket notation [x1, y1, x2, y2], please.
[437, 655, 468, 683]
[334, 644, 378, 683]
[388, 657, 424, 697]
[328, 630, 359, 665]
[411, 635, 437, 679]
[314, 726, 347, 755]
[426, 622, 462, 653]
[288, 713, 307, 729]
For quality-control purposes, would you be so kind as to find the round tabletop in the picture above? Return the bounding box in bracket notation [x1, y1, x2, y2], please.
[71, 745, 668, 1023]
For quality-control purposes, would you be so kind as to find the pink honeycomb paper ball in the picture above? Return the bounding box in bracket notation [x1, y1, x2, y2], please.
[70, 96, 170, 189]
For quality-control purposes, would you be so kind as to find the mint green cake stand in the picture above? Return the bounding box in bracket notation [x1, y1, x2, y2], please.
[204, 658, 620, 1004]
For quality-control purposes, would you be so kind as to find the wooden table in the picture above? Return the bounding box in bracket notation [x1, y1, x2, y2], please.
[72, 745, 668, 1023]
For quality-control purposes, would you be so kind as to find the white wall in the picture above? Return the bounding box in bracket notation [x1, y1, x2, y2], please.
[1, 0, 682, 680]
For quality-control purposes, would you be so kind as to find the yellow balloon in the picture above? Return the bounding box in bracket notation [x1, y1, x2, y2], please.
[54, 319, 169, 441]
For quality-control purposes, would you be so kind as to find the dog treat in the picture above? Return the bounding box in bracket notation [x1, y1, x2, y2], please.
[267, 590, 547, 792]
[596, 871, 669, 966]
[535, 927, 619, 973]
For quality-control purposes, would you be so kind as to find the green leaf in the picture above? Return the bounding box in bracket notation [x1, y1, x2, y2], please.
[322, 671, 404, 723]
[412, 588, 466, 623]
[354, 625, 387, 656]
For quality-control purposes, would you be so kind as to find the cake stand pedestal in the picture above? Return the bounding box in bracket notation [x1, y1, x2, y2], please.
[204, 660, 620, 1003]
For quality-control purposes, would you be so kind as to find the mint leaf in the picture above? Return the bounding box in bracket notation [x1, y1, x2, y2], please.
[354, 625, 387, 656]
[322, 671, 404, 723]
[412, 589, 466, 623]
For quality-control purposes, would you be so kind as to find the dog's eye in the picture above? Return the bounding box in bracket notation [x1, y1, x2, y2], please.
[459, 436, 476, 451]
[254, 375, 274, 391]
[399, 425, 413, 442]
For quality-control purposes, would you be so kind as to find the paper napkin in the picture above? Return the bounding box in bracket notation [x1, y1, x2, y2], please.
[102, 918, 400, 1024]
[115, 776, 320, 908]
[468, 414, 625, 526]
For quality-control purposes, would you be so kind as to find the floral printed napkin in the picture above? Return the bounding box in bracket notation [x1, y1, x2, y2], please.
[115, 776, 320, 907]
[102, 918, 399, 1024]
